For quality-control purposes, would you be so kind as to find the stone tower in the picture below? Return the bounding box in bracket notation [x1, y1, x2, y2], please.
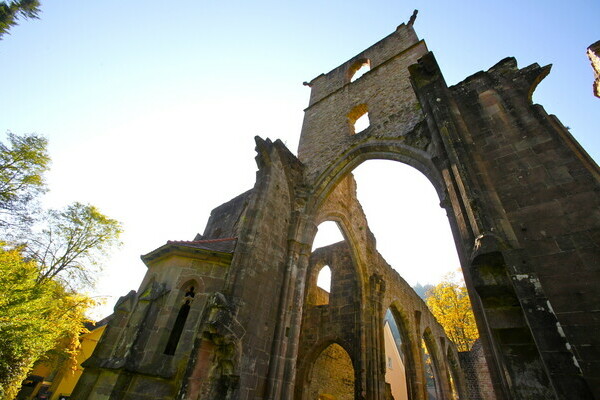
[73, 16, 599, 400]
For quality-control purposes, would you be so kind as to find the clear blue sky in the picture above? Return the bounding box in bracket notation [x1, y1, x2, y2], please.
[1, 1, 598, 317]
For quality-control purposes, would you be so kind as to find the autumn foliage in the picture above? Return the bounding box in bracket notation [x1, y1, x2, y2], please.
[425, 273, 478, 352]
[0, 246, 96, 399]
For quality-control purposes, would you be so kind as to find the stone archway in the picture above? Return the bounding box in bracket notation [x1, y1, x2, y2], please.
[295, 215, 366, 399]
[72, 19, 598, 400]
[290, 20, 597, 399]
[305, 343, 356, 400]
[384, 307, 412, 400]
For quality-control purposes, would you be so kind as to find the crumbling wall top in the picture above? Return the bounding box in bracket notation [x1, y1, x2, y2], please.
[202, 189, 253, 239]
[305, 22, 421, 107]
[588, 40, 600, 98]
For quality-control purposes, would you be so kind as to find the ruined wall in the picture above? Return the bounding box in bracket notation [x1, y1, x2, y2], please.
[72, 248, 233, 399]
[298, 23, 430, 184]
[446, 58, 600, 398]
[72, 187, 249, 400]
[297, 235, 465, 400]
[296, 241, 362, 399]
[72, 18, 599, 400]
[458, 340, 496, 400]
[307, 284, 330, 306]
[296, 170, 466, 400]
[298, 18, 599, 398]
[73, 135, 306, 400]
[221, 138, 304, 399]
[202, 190, 253, 239]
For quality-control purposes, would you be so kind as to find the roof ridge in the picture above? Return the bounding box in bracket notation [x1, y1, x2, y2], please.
[167, 237, 237, 245]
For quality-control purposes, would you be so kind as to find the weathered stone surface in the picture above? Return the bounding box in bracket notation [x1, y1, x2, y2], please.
[306, 343, 354, 400]
[459, 339, 496, 400]
[73, 16, 598, 400]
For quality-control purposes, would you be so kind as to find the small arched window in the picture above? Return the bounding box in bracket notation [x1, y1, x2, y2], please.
[164, 286, 195, 355]
[348, 58, 371, 82]
[312, 221, 345, 251]
[315, 265, 332, 306]
[317, 265, 332, 293]
[348, 104, 370, 134]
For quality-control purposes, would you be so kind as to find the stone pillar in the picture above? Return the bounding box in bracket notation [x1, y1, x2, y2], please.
[266, 212, 317, 400]
[366, 273, 387, 400]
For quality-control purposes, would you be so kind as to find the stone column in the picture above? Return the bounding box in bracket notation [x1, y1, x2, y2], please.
[366, 273, 387, 400]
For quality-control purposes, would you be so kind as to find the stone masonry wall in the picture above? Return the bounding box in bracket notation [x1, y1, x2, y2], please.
[448, 58, 600, 397]
[297, 240, 362, 397]
[297, 170, 466, 400]
[298, 23, 429, 184]
[224, 138, 304, 399]
[72, 250, 232, 400]
[458, 340, 496, 400]
[73, 19, 599, 400]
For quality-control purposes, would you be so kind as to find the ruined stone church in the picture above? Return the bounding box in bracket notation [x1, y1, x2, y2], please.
[72, 14, 599, 400]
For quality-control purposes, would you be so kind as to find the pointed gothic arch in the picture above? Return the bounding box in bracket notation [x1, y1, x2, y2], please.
[296, 339, 357, 400]
[385, 304, 419, 400]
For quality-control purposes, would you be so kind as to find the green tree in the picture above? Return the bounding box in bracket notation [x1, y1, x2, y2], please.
[0, 245, 95, 400]
[0, 133, 122, 289]
[0, 0, 40, 39]
[27, 202, 123, 290]
[0, 132, 49, 233]
[425, 273, 478, 352]
[0, 133, 122, 398]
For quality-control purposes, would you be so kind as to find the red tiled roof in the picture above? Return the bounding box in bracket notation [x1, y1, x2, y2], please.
[166, 237, 237, 253]
[167, 237, 237, 245]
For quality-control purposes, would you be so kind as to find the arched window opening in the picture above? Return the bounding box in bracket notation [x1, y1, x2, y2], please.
[353, 160, 461, 289]
[355, 112, 370, 133]
[317, 265, 331, 290]
[309, 222, 346, 307]
[164, 286, 195, 355]
[422, 338, 441, 400]
[314, 265, 332, 305]
[308, 343, 355, 400]
[312, 221, 345, 251]
[348, 104, 369, 135]
[384, 309, 409, 400]
[348, 59, 371, 82]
